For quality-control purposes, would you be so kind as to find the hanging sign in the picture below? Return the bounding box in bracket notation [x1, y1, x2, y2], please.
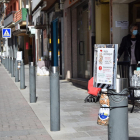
[26, 42, 29, 50]
[94, 44, 118, 89]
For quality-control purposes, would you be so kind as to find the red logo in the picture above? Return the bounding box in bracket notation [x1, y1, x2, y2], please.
[99, 66, 102, 70]
[100, 50, 102, 52]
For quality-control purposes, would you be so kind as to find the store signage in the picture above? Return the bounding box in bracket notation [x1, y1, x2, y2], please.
[17, 51, 22, 61]
[26, 42, 29, 50]
[94, 44, 118, 89]
[15, 24, 20, 30]
[28, 26, 35, 34]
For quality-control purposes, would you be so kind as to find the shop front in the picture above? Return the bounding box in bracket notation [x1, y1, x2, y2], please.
[64, 0, 94, 87]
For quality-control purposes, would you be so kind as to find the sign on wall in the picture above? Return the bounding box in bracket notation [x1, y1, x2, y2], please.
[94, 44, 118, 89]
[17, 51, 22, 61]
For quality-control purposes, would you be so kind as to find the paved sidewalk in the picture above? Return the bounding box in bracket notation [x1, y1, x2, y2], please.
[0, 65, 52, 140]
[1, 64, 140, 140]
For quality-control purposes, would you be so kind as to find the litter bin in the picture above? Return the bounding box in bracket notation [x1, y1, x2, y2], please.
[108, 78, 128, 140]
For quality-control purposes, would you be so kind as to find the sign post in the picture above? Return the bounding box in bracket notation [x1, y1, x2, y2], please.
[94, 44, 128, 140]
[2, 28, 11, 69]
[2, 28, 11, 38]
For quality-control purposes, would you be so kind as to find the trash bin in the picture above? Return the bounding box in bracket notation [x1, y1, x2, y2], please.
[108, 78, 128, 140]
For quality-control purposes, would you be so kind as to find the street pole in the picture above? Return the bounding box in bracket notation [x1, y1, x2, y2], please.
[7, 57, 9, 71]
[13, 59, 15, 77]
[15, 60, 19, 82]
[50, 20, 60, 131]
[11, 57, 14, 77]
[50, 66, 60, 131]
[8, 56, 10, 73]
[108, 79, 128, 140]
[29, 62, 36, 103]
[20, 60, 25, 89]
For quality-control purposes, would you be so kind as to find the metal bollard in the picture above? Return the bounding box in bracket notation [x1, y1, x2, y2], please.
[20, 60, 25, 89]
[13, 59, 15, 77]
[0, 57, 1, 66]
[10, 57, 12, 74]
[50, 66, 60, 131]
[29, 62, 36, 103]
[11, 57, 14, 77]
[5, 57, 7, 69]
[15, 61, 19, 82]
[8, 57, 10, 73]
[108, 78, 128, 140]
[3, 58, 5, 68]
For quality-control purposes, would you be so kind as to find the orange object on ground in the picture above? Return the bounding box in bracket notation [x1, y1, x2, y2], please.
[88, 77, 101, 96]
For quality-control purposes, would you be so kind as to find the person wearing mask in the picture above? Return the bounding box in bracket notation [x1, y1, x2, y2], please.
[118, 23, 140, 81]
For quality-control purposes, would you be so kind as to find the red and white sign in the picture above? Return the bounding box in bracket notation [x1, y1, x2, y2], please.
[97, 48, 114, 84]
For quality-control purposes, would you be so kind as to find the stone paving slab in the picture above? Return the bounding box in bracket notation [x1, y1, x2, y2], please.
[0, 65, 52, 140]
[2, 64, 140, 140]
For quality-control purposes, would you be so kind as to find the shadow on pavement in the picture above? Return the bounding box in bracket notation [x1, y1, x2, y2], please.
[129, 137, 140, 140]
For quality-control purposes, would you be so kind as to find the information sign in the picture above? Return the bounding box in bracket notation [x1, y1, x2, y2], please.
[94, 44, 118, 89]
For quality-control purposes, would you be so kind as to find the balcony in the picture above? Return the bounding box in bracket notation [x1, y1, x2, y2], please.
[14, 8, 28, 25]
[4, 11, 16, 27]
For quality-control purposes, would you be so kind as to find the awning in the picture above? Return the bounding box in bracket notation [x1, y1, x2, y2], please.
[13, 29, 27, 36]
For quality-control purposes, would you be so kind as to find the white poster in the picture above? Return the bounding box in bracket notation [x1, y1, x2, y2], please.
[17, 51, 22, 61]
[115, 21, 129, 29]
[97, 48, 114, 85]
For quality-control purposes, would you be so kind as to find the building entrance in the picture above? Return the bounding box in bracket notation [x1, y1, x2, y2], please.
[77, 2, 90, 79]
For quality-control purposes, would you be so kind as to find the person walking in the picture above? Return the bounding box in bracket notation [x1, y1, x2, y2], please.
[118, 23, 140, 81]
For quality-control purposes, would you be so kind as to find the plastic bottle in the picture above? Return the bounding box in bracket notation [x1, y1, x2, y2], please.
[97, 89, 110, 126]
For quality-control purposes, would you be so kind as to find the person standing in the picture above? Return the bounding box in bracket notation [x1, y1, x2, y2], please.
[118, 23, 140, 81]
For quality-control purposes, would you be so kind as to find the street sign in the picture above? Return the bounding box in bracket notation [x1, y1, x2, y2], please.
[2, 28, 11, 38]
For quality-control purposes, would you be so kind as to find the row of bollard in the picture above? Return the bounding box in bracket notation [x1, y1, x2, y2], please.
[1, 56, 36, 103]
[1, 56, 59, 132]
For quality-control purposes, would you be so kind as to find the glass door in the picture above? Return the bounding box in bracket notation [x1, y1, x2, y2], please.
[77, 3, 90, 79]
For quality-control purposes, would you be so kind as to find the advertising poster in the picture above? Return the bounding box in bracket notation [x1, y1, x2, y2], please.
[94, 44, 118, 89]
[97, 48, 114, 85]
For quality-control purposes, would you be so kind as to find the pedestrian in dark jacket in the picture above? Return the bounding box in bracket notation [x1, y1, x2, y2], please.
[118, 23, 140, 81]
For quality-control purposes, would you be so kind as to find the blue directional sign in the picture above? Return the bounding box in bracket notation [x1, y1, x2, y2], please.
[2, 28, 11, 38]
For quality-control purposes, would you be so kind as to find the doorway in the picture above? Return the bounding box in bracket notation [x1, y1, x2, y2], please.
[77, 2, 90, 79]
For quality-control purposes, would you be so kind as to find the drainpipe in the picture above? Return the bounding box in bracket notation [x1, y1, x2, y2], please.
[91, 0, 95, 76]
